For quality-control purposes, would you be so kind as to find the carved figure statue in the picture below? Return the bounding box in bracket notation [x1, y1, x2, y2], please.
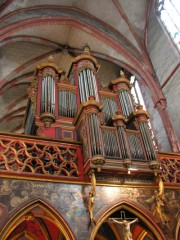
[88, 170, 96, 222]
[109, 218, 138, 240]
[154, 177, 169, 225]
[88, 191, 95, 222]
[120, 70, 125, 78]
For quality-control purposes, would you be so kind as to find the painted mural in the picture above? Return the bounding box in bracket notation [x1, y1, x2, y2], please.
[0, 178, 179, 239]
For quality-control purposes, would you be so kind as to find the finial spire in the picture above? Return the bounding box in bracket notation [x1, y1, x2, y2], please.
[83, 43, 90, 55]
[120, 70, 125, 78]
[48, 55, 54, 63]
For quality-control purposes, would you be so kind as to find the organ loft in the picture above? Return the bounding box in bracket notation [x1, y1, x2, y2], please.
[25, 44, 158, 175]
[0, 45, 179, 240]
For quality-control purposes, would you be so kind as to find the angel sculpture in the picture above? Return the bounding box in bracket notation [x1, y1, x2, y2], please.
[154, 177, 170, 226]
[154, 177, 165, 223]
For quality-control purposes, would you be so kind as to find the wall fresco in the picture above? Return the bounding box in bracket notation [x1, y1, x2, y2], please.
[0, 178, 179, 239]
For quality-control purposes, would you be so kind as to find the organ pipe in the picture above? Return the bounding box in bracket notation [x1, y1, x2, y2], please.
[139, 122, 156, 161]
[88, 114, 103, 156]
[103, 129, 119, 157]
[117, 126, 130, 160]
[24, 101, 34, 134]
[40, 75, 55, 115]
[78, 69, 98, 103]
[59, 90, 77, 118]
[118, 91, 133, 118]
[101, 97, 118, 124]
[127, 133, 145, 160]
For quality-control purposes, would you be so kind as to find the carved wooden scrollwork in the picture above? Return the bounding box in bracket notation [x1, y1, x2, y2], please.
[0, 139, 79, 177]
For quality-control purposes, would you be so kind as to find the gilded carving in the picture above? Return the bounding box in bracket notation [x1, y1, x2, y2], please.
[88, 170, 96, 223]
[27, 78, 37, 114]
[0, 139, 79, 177]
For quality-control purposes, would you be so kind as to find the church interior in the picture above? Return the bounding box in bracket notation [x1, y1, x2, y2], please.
[0, 0, 179, 239]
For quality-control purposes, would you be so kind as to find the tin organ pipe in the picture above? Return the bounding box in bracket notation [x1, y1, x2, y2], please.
[139, 123, 151, 160]
[41, 76, 55, 114]
[88, 69, 96, 99]
[119, 93, 127, 117]
[79, 72, 83, 102]
[82, 70, 88, 101]
[68, 91, 70, 117]
[88, 114, 103, 156]
[122, 91, 130, 117]
[93, 114, 102, 154]
[80, 72, 86, 102]
[133, 135, 139, 159]
[103, 129, 119, 157]
[80, 72, 84, 102]
[49, 76, 51, 112]
[89, 115, 96, 155]
[101, 98, 118, 123]
[47, 76, 50, 112]
[87, 69, 93, 96]
[63, 91, 65, 116]
[101, 98, 108, 123]
[25, 102, 34, 134]
[139, 123, 152, 160]
[106, 132, 110, 155]
[124, 91, 130, 115]
[117, 127, 129, 159]
[91, 70, 99, 101]
[79, 69, 99, 103]
[78, 73, 82, 102]
[125, 91, 131, 115]
[59, 90, 77, 118]
[140, 122, 156, 160]
[52, 76, 55, 113]
[41, 79, 44, 113]
[51, 77, 53, 113]
[128, 134, 134, 158]
[112, 100, 118, 116]
[108, 131, 112, 156]
[44, 77, 47, 112]
[50, 76, 52, 113]
[124, 91, 133, 114]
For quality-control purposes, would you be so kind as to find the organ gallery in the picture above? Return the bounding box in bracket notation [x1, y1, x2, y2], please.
[0, 45, 179, 240]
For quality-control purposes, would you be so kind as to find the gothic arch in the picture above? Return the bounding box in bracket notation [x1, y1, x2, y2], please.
[90, 200, 166, 240]
[0, 198, 75, 240]
[176, 214, 180, 240]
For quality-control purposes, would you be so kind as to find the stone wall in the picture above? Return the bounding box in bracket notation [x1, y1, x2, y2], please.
[147, 4, 180, 142]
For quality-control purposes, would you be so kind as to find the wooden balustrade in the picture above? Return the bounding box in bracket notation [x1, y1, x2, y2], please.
[0, 133, 179, 183]
[0, 132, 83, 181]
[158, 152, 180, 183]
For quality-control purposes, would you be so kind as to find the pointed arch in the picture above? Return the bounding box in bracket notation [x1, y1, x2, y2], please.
[176, 215, 180, 240]
[90, 200, 166, 240]
[0, 198, 75, 240]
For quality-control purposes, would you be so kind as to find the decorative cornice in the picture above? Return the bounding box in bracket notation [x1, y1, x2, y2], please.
[36, 62, 64, 75]
[73, 99, 103, 125]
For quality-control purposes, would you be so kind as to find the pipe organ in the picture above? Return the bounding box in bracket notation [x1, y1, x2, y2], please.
[24, 44, 159, 176]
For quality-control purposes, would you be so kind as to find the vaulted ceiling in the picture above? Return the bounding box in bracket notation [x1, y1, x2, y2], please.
[0, 0, 158, 133]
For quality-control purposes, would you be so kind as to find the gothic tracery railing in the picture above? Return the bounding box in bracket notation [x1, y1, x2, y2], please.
[0, 134, 81, 178]
[158, 153, 180, 183]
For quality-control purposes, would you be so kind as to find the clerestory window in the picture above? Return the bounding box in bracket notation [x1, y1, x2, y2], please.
[130, 76, 158, 150]
[156, 0, 180, 50]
